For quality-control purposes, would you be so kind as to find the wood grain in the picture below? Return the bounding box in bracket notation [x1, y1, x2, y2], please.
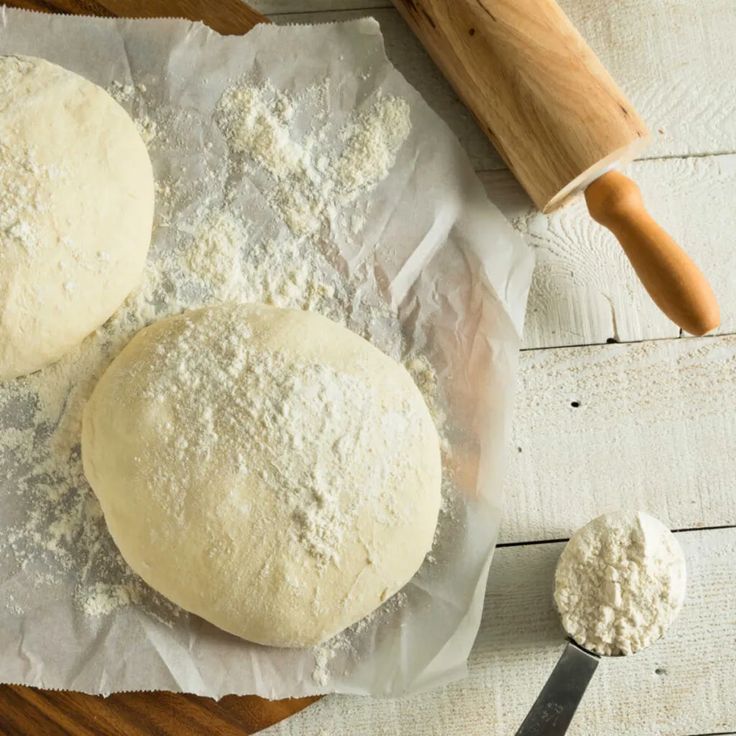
[6, 0, 267, 34]
[503, 333, 736, 543]
[0, 687, 319, 736]
[392, 0, 648, 211]
[480, 155, 736, 348]
[266, 528, 736, 736]
[272, 2, 736, 170]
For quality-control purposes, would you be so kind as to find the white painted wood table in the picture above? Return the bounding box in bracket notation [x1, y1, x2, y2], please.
[256, 1, 736, 734]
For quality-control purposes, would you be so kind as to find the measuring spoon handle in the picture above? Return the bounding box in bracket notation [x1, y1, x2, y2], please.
[515, 641, 600, 736]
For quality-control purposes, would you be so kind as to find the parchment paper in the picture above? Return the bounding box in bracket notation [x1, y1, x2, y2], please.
[0, 8, 534, 698]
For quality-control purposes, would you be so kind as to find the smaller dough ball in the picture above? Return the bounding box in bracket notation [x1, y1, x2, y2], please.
[0, 55, 154, 380]
[82, 304, 442, 647]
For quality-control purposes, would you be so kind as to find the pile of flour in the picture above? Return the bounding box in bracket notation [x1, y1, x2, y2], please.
[554, 511, 687, 656]
[0, 75, 445, 624]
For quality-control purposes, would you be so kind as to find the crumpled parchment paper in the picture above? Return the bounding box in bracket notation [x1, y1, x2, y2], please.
[0, 7, 534, 698]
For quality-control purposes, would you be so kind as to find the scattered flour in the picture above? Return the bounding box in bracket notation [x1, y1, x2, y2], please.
[0, 142, 65, 254]
[554, 511, 687, 656]
[109, 80, 158, 145]
[312, 644, 338, 687]
[335, 97, 411, 195]
[181, 210, 338, 313]
[217, 79, 411, 238]
[79, 582, 143, 617]
[311, 591, 408, 686]
[0, 72, 446, 634]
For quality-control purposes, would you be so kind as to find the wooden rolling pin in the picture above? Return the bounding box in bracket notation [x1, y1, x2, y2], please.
[393, 0, 719, 336]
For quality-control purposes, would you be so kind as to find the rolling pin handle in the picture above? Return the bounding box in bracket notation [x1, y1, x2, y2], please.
[585, 171, 720, 336]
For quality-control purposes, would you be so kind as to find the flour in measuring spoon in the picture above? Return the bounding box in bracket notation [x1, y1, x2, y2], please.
[554, 511, 687, 656]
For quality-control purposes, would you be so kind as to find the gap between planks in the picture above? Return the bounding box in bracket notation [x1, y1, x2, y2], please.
[266, 4, 736, 348]
[503, 332, 736, 543]
[519, 330, 736, 354]
[264, 527, 736, 736]
[476, 148, 736, 176]
[496, 523, 736, 549]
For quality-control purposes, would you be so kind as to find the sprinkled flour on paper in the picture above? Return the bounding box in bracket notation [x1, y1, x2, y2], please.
[109, 81, 158, 145]
[0, 75, 447, 625]
[311, 592, 408, 686]
[217, 79, 411, 238]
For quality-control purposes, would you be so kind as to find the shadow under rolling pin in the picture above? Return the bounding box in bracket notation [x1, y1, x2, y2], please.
[393, 0, 719, 336]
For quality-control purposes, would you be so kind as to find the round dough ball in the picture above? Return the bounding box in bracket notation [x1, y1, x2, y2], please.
[0, 55, 154, 380]
[82, 304, 442, 647]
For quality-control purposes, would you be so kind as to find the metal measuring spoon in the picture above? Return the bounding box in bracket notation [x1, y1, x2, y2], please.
[515, 638, 601, 736]
[515, 512, 686, 736]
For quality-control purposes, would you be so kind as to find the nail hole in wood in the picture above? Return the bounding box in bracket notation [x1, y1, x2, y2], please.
[571, 401, 580, 408]
[655, 667, 667, 675]
[468, 27, 476, 35]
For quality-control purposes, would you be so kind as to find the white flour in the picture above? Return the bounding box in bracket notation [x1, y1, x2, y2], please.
[133, 309, 423, 568]
[0, 142, 65, 254]
[554, 511, 687, 656]
[0, 74, 444, 629]
[217, 79, 410, 238]
[311, 591, 407, 686]
[109, 81, 158, 144]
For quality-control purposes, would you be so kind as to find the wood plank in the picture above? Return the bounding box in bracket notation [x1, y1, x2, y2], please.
[271, 3, 736, 169]
[0, 689, 319, 736]
[6, 0, 267, 33]
[251, 0, 388, 13]
[264, 527, 736, 736]
[481, 155, 736, 348]
[502, 334, 736, 544]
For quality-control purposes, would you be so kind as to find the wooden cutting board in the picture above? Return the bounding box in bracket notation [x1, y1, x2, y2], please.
[1, 2, 321, 734]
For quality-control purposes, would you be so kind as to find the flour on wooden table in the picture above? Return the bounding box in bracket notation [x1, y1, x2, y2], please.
[0, 73, 446, 634]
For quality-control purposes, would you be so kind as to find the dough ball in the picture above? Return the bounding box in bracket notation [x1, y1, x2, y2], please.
[82, 304, 442, 647]
[0, 55, 154, 380]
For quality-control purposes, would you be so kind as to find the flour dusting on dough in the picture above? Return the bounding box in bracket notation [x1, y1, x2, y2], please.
[0, 76, 447, 625]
